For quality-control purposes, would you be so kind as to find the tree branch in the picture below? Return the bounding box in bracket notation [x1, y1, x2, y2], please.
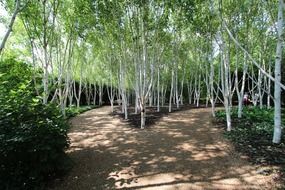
[223, 21, 285, 91]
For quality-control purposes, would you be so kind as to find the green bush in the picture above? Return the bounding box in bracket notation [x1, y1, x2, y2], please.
[215, 106, 285, 166]
[215, 107, 275, 124]
[65, 105, 96, 118]
[240, 107, 274, 123]
[215, 107, 281, 141]
[0, 58, 33, 91]
[0, 59, 70, 189]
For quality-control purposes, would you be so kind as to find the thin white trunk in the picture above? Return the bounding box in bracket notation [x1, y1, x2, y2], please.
[187, 79, 194, 105]
[93, 84, 97, 106]
[68, 81, 74, 107]
[238, 53, 248, 118]
[99, 82, 103, 106]
[140, 99, 146, 129]
[194, 74, 198, 105]
[77, 75, 82, 108]
[273, 0, 283, 144]
[267, 63, 272, 108]
[161, 85, 165, 107]
[135, 56, 139, 114]
[180, 67, 185, 106]
[42, 0, 49, 104]
[258, 68, 263, 108]
[205, 63, 210, 108]
[140, 8, 146, 128]
[169, 68, 174, 112]
[175, 66, 179, 109]
[220, 30, 232, 131]
[224, 59, 231, 131]
[0, 0, 20, 55]
[73, 74, 82, 108]
[157, 67, 160, 112]
[196, 74, 201, 107]
[107, 72, 115, 112]
[210, 55, 215, 117]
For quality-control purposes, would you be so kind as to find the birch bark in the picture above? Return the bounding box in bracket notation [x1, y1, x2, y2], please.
[272, 0, 284, 144]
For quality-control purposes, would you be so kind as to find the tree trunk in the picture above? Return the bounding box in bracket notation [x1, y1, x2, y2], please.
[169, 68, 174, 112]
[220, 30, 232, 131]
[42, 0, 49, 104]
[273, 0, 283, 144]
[267, 63, 272, 108]
[157, 66, 160, 112]
[93, 84, 97, 106]
[0, 0, 20, 55]
[99, 82, 103, 106]
[237, 53, 248, 118]
[210, 54, 216, 117]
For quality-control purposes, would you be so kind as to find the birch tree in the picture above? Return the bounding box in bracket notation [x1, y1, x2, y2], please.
[0, 0, 21, 55]
[272, 0, 284, 144]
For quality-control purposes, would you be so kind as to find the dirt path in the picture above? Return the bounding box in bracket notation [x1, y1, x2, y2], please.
[49, 106, 276, 190]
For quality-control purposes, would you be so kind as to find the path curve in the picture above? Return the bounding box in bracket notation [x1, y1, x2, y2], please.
[49, 106, 275, 190]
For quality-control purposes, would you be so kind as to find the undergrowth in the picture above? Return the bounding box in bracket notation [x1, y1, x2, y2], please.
[65, 105, 96, 118]
[215, 106, 285, 187]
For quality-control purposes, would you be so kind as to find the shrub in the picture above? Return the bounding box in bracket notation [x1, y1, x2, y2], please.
[215, 107, 275, 124]
[0, 58, 33, 91]
[215, 106, 285, 166]
[65, 105, 96, 118]
[0, 59, 70, 189]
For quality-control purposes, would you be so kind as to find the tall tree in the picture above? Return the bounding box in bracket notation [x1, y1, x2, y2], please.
[272, 0, 284, 144]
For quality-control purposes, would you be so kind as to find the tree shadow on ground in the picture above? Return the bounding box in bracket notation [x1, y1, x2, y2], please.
[47, 106, 277, 190]
[110, 105, 206, 128]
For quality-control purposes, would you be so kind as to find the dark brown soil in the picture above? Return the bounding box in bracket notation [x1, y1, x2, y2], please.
[47, 106, 278, 190]
[110, 105, 199, 128]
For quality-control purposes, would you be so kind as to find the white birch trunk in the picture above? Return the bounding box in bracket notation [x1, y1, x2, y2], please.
[220, 31, 232, 131]
[237, 53, 248, 118]
[196, 74, 201, 107]
[169, 68, 174, 112]
[267, 63, 272, 108]
[0, 0, 20, 55]
[99, 82, 103, 106]
[157, 66, 160, 112]
[210, 56, 216, 117]
[77, 73, 82, 108]
[175, 65, 179, 109]
[273, 0, 283, 144]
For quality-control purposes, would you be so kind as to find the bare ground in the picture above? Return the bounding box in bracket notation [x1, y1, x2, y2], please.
[48, 106, 278, 190]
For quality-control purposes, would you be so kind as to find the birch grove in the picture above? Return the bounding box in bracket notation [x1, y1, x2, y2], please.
[0, 0, 284, 143]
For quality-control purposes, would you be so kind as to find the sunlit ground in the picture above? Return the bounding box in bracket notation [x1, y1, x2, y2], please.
[49, 106, 277, 190]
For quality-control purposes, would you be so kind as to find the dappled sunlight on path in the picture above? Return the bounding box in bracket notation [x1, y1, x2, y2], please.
[48, 106, 275, 190]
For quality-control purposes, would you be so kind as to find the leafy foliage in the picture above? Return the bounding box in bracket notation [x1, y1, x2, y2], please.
[216, 107, 276, 124]
[215, 107, 285, 166]
[0, 58, 33, 91]
[65, 105, 96, 118]
[0, 59, 70, 190]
